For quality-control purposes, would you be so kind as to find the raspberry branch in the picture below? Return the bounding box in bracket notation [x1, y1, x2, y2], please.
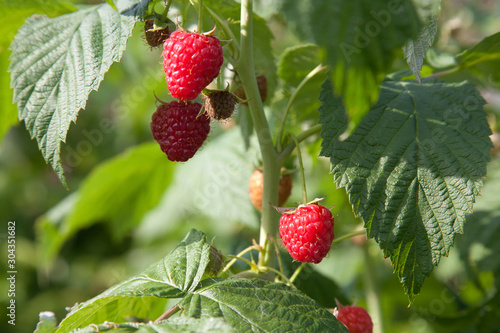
[154, 304, 180, 323]
[161, 0, 173, 22]
[220, 244, 261, 275]
[238, 0, 280, 268]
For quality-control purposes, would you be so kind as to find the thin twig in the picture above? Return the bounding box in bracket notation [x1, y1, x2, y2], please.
[332, 230, 366, 244]
[154, 304, 180, 323]
[289, 262, 306, 284]
[220, 245, 259, 275]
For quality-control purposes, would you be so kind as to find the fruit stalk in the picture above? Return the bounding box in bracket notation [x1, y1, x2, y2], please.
[161, 0, 173, 22]
[197, 0, 203, 30]
[238, 0, 280, 267]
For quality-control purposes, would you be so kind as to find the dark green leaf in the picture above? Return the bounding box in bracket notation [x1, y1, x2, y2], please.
[280, 253, 350, 307]
[277, 44, 328, 124]
[319, 77, 492, 299]
[278, 44, 322, 87]
[8, 0, 144, 186]
[456, 32, 500, 85]
[403, 17, 438, 83]
[56, 229, 211, 332]
[293, 267, 348, 309]
[403, 0, 441, 83]
[36, 142, 175, 263]
[282, 0, 421, 122]
[459, 159, 500, 281]
[180, 278, 348, 332]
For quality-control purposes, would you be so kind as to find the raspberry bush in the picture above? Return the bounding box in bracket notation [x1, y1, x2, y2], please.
[3, 0, 500, 332]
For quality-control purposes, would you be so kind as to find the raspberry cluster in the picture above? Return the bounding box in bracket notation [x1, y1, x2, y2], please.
[151, 29, 225, 161]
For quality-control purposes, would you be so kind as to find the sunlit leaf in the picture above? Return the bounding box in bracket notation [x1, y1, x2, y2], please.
[8, 0, 147, 186]
[319, 77, 492, 299]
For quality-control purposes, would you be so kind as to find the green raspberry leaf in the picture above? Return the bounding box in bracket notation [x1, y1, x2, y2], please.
[278, 44, 323, 87]
[180, 278, 348, 332]
[458, 159, 500, 282]
[456, 32, 500, 85]
[0, 0, 77, 46]
[34, 311, 57, 333]
[137, 129, 259, 242]
[8, 0, 146, 187]
[73, 318, 235, 333]
[403, 0, 441, 83]
[35, 142, 175, 264]
[55, 229, 211, 332]
[318, 77, 492, 299]
[277, 44, 328, 124]
[282, 0, 421, 123]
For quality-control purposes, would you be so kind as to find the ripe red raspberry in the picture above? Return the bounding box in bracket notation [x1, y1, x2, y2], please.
[150, 101, 210, 162]
[336, 305, 373, 333]
[279, 203, 334, 263]
[163, 31, 223, 101]
[249, 169, 292, 211]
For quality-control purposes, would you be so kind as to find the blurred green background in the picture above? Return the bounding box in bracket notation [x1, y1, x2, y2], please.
[1, 0, 500, 332]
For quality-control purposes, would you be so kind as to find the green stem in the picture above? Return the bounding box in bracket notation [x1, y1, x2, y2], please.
[332, 230, 366, 245]
[229, 256, 256, 269]
[154, 304, 180, 323]
[273, 240, 285, 278]
[238, 0, 280, 268]
[289, 262, 306, 284]
[277, 65, 327, 151]
[290, 134, 307, 203]
[278, 124, 322, 164]
[161, 0, 173, 22]
[428, 66, 461, 79]
[260, 266, 292, 285]
[197, 0, 203, 31]
[204, 5, 240, 59]
[220, 245, 259, 275]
